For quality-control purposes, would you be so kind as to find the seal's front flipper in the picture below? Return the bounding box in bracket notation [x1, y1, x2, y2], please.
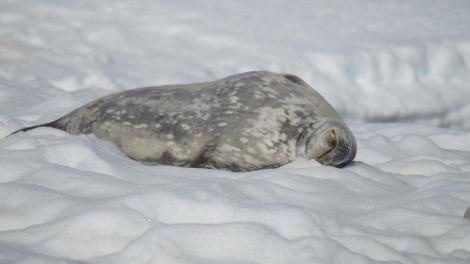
[464, 207, 470, 220]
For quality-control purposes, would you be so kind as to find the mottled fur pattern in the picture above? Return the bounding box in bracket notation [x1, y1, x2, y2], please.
[13, 71, 357, 171]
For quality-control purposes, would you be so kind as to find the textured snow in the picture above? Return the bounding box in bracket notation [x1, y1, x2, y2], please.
[1, 0, 470, 263]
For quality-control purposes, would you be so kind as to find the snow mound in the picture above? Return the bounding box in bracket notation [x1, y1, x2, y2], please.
[1, 123, 470, 263]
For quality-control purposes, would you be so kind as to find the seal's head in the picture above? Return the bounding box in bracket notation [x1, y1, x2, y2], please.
[304, 123, 357, 168]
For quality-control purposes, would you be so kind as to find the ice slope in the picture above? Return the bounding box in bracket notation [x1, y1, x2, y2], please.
[0, 0, 470, 263]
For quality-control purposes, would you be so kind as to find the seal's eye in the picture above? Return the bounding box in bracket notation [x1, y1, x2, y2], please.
[318, 129, 337, 161]
[305, 129, 338, 162]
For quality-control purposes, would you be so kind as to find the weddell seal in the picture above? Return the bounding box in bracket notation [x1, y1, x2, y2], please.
[12, 71, 357, 171]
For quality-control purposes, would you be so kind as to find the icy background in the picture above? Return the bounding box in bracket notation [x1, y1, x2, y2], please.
[1, 0, 470, 263]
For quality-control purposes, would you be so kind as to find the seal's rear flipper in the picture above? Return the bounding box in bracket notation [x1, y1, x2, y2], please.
[9, 121, 56, 136]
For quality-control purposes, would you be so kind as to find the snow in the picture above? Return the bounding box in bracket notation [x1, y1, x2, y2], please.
[1, 0, 470, 263]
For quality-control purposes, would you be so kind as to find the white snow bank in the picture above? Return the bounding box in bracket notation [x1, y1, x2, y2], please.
[1, 123, 470, 263]
[305, 41, 470, 130]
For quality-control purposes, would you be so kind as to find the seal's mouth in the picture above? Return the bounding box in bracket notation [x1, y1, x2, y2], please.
[314, 127, 356, 168]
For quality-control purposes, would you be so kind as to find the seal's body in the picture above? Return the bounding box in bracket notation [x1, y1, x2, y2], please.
[14, 71, 357, 171]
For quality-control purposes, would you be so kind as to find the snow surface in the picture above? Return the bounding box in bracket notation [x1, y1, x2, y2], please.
[1, 0, 470, 263]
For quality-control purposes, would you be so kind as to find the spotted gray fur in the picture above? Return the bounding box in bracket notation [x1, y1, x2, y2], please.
[13, 71, 357, 171]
